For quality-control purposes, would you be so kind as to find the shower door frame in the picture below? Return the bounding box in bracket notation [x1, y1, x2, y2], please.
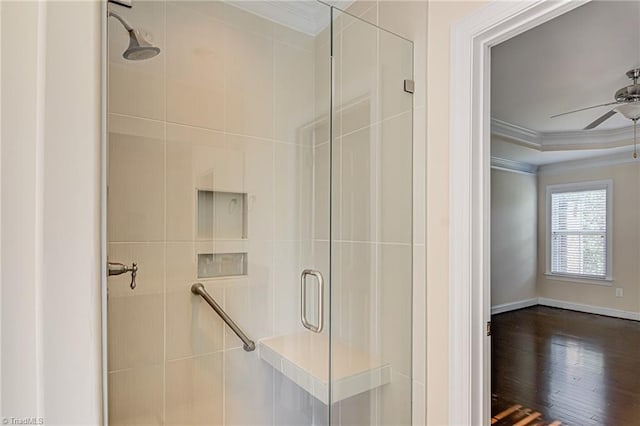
[100, 2, 414, 424]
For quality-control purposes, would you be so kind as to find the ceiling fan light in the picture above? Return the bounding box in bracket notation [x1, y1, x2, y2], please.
[615, 103, 640, 120]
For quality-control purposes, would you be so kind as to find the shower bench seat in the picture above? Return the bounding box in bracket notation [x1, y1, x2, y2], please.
[258, 332, 392, 404]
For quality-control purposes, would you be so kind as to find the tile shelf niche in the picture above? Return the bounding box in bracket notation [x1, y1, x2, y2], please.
[196, 189, 247, 240]
[197, 252, 247, 279]
[196, 189, 249, 278]
[259, 332, 392, 404]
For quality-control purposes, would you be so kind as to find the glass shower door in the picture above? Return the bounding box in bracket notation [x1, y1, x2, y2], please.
[106, 1, 412, 424]
[330, 7, 414, 426]
[106, 1, 332, 424]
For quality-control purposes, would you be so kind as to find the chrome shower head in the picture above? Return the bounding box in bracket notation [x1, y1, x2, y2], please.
[123, 28, 161, 60]
[109, 10, 160, 61]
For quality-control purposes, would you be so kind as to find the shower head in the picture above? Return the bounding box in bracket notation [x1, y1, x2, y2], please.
[108, 10, 160, 61]
[123, 28, 161, 60]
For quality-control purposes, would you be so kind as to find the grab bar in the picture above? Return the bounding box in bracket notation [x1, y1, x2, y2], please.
[190, 283, 256, 352]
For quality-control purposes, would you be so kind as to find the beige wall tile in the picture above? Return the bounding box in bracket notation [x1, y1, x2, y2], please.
[247, 240, 274, 340]
[345, 0, 378, 24]
[223, 279, 250, 350]
[227, 134, 275, 241]
[335, 11, 378, 135]
[335, 391, 377, 425]
[313, 143, 331, 241]
[107, 243, 164, 297]
[223, 2, 274, 39]
[273, 241, 302, 336]
[275, 42, 315, 144]
[379, 243, 412, 376]
[379, 112, 412, 244]
[224, 349, 274, 425]
[165, 286, 224, 361]
[332, 242, 376, 353]
[314, 37, 331, 126]
[380, 373, 412, 425]
[166, 242, 198, 293]
[275, 143, 314, 241]
[341, 126, 377, 242]
[273, 372, 316, 425]
[412, 244, 426, 384]
[108, 365, 163, 426]
[165, 353, 223, 425]
[413, 106, 426, 245]
[166, 2, 225, 131]
[108, 115, 165, 242]
[108, 293, 164, 371]
[225, 24, 274, 138]
[108, 0, 165, 120]
[166, 124, 237, 241]
[379, 1, 427, 108]
[379, 30, 413, 121]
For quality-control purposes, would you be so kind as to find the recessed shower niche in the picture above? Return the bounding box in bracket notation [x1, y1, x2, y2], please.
[196, 190, 247, 240]
[197, 190, 248, 278]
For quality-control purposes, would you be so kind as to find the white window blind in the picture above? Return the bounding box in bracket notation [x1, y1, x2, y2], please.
[550, 188, 608, 278]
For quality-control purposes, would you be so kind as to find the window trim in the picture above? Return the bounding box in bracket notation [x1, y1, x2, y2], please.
[545, 179, 613, 283]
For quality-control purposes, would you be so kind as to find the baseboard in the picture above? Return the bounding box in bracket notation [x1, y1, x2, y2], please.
[537, 297, 640, 321]
[491, 298, 538, 315]
[491, 297, 640, 320]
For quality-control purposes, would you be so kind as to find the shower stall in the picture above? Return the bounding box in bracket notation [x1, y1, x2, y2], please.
[106, 1, 413, 424]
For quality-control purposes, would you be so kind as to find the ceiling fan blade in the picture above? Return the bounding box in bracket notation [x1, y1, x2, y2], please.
[550, 101, 619, 119]
[584, 109, 617, 130]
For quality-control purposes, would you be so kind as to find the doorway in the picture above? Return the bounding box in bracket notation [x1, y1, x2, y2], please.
[449, 1, 590, 424]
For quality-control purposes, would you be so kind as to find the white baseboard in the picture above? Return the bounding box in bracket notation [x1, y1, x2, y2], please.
[537, 297, 640, 321]
[491, 298, 538, 315]
[491, 297, 640, 321]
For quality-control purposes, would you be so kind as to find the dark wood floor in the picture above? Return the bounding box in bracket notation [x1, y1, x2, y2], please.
[492, 306, 640, 426]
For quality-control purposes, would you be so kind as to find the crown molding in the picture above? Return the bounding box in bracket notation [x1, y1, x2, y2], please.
[491, 119, 542, 149]
[491, 118, 637, 151]
[490, 156, 538, 175]
[538, 150, 639, 175]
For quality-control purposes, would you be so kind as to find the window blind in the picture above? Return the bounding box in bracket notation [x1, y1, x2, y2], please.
[550, 188, 607, 278]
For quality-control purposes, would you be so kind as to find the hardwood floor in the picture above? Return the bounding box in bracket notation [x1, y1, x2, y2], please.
[492, 306, 640, 426]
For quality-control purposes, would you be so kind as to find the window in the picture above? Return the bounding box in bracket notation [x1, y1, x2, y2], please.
[546, 180, 612, 281]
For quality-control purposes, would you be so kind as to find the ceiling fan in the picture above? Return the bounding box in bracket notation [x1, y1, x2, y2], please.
[551, 68, 640, 157]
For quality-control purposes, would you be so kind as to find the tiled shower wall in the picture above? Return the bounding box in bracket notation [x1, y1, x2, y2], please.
[107, 2, 323, 424]
[107, 1, 425, 425]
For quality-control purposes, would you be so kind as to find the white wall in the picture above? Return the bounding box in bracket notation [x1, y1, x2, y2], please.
[491, 168, 537, 307]
[425, 2, 488, 424]
[537, 162, 640, 315]
[1, 0, 102, 424]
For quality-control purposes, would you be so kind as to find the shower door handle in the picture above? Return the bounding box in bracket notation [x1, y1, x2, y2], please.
[301, 269, 324, 333]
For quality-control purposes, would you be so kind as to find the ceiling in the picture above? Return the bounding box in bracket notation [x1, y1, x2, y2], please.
[491, 0, 640, 166]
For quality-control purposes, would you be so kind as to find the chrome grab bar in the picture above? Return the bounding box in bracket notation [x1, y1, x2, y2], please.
[190, 283, 256, 352]
[300, 269, 324, 333]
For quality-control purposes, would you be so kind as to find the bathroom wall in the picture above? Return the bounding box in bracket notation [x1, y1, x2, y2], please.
[491, 168, 537, 307]
[425, 2, 489, 424]
[1, 0, 102, 423]
[107, 1, 324, 424]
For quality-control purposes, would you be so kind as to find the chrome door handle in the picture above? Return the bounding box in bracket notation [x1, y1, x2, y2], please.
[301, 269, 324, 333]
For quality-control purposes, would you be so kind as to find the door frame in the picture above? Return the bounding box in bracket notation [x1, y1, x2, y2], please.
[448, 1, 590, 424]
